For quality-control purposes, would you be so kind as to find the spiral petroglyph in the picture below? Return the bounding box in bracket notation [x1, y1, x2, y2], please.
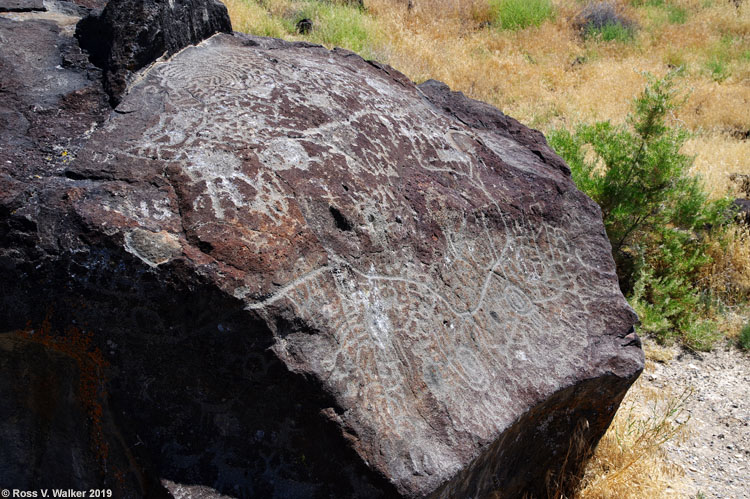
[157, 53, 264, 99]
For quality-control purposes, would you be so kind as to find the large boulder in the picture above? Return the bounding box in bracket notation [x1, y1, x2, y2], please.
[0, 2, 644, 497]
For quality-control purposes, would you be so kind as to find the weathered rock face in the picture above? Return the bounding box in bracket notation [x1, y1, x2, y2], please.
[0, 333, 100, 489]
[734, 198, 750, 224]
[0, 2, 644, 497]
[0, 0, 45, 12]
[0, 331, 162, 496]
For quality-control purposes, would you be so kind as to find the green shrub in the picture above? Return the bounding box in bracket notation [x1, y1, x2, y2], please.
[490, 0, 555, 30]
[739, 322, 750, 351]
[548, 71, 732, 350]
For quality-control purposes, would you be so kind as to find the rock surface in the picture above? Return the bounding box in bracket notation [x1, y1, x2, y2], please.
[0, 0, 45, 12]
[733, 198, 750, 224]
[0, 331, 162, 496]
[0, 332, 103, 489]
[0, 2, 644, 497]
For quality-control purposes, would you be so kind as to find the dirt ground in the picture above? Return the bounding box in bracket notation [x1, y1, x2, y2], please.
[642, 340, 750, 498]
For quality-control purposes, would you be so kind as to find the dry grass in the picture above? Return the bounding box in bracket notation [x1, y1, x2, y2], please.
[644, 342, 676, 363]
[224, 0, 286, 37]
[701, 224, 750, 303]
[685, 134, 750, 198]
[575, 374, 692, 498]
[699, 224, 750, 339]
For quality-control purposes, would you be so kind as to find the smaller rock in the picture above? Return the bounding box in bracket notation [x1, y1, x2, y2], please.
[296, 18, 312, 34]
[574, 1, 635, 39]
[732, 198, 750, 224]
[124, 229, 182, 267]
[76, 0, 232, 105]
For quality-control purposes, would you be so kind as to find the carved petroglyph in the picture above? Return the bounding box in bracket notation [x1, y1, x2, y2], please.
[247, 204, 605, 479]
[182, 149, 248, 219]
[96, 37, 624, 486]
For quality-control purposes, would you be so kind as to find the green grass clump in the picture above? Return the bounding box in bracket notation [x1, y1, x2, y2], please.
[628, 0, 668, 8]
[585, 21, 635, 41]
[291, 1, 377, 55]
[666, 4, 687, 24]
[702, 35, 748, 82]
[705, 55, 730, 82]
[490, 0, 555, 30]
[635, 1, 688, 29]
[739, 322, 750, 351]
[228, 0, 380, 58]
[549, 71, 733, 351]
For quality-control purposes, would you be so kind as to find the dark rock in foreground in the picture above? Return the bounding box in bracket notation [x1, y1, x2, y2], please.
[0, 2, 644, 497]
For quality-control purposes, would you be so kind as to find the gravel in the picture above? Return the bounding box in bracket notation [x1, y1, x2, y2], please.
[643, 341, 750, 498]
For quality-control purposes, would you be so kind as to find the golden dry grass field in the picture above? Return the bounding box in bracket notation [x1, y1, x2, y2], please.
[574, 366, 692, 498]
[225, 1, 749, 496]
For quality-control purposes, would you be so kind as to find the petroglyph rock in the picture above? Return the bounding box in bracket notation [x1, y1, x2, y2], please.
[0, 6, 643, 497]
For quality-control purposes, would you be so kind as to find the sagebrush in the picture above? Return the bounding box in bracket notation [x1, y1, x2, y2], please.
[548, 72, 733, 350]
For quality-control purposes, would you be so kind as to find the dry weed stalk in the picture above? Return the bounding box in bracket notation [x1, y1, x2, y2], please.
[576, 378, 692, 498]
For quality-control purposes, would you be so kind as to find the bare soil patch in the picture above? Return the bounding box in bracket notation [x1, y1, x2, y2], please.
[643, 341, 750, 498]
